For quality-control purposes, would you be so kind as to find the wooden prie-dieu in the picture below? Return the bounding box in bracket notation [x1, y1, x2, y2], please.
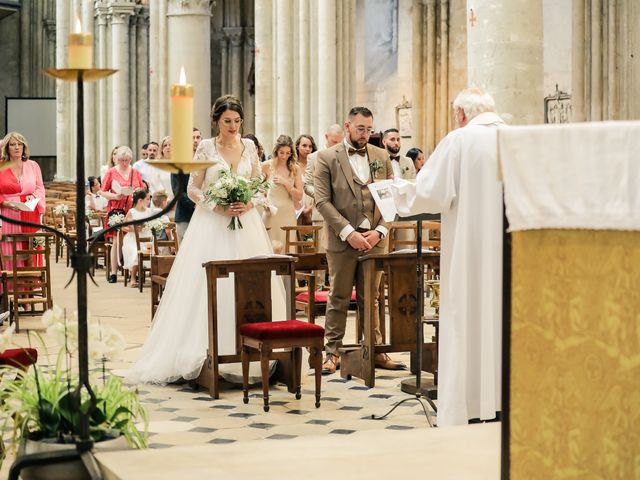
[340, 251, 440, 388]
[194, 255, 300, 398]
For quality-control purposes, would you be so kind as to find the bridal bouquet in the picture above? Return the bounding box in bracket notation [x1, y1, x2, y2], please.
[203, 169, 270, 230]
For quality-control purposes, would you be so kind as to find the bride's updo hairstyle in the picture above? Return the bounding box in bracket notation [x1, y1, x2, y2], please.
[211, 94, 244, 133]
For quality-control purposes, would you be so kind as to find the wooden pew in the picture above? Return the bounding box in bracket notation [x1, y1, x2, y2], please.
[150, 255, 175, 319]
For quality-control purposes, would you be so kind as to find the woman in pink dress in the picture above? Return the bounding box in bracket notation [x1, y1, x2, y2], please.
[100, 146, 144, 283]
[0, 132, 46, 271]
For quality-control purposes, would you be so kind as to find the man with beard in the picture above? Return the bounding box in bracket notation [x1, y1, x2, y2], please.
[314, 106, 406, 374]
[382, 128, 416, 180]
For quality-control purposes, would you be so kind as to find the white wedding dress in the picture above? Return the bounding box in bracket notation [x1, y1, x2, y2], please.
[126, 138, 286, 384]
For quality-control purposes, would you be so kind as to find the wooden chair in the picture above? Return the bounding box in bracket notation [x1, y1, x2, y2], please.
[240, 319, 324, 412]
[150, 255, 175, 319]
[388, 221, 441, 252]
[0, 232, 54, 333]
[123, 228, 153, 291]
[87, 212, 108, 275]
[152, 222, 179, 255]
[282, 225, 322, 254]
[339, 250, 440, 388]
[195, 255, 310, 399]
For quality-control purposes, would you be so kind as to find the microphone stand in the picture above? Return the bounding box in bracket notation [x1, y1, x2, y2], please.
[371, 213, 439, 426]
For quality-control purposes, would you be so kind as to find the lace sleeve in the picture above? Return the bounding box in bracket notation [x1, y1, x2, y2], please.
[242, 139, 269, 210]
[244, 139, 261, 180]
[187, 139, 214, 209]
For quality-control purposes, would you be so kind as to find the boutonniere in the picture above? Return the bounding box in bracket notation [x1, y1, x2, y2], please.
[369, 159, 384, 179]
[401, 165, 411, 176]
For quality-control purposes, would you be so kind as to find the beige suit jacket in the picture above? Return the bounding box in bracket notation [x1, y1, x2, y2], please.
[314, 142, 393, 252]
[392, 155, 417, 179]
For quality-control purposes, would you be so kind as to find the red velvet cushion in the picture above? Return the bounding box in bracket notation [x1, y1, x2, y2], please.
[239, 320, 325, 340]
[0, 348, 38, 369]
[296, 290, 357, 303]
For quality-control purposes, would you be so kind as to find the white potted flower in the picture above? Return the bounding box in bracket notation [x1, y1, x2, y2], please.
[0, 306, 148, 478]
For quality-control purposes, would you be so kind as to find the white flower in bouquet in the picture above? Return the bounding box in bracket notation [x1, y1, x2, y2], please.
[53, 204, 69, 216]
[86, 209, 97, 220]
[107, 212, 126, 227]
[203, 169, 271, 230]
[145, 218, 167, 235]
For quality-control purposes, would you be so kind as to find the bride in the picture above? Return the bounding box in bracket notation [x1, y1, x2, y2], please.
[126, 95, 286, 384]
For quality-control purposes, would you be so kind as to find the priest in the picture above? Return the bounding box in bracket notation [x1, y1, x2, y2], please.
[393, 88, 505, 427]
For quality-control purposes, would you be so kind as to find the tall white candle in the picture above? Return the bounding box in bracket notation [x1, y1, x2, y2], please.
[170, 67, 194, 163]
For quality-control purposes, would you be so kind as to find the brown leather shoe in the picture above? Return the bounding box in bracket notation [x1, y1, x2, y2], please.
[322, 354, 340, 375]
[374, 353, 407, 370]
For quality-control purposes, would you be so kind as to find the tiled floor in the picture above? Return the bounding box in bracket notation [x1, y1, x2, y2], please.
[130, 359, 434, 449]
[1, 256, 437, 475]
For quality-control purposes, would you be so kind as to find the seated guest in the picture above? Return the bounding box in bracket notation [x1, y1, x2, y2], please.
[121, 189, 153, 288]
[86, 176, 108, 212]
[406, 147, 426, 174]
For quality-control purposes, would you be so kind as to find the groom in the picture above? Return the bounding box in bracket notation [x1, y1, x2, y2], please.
[314, 106, 406, 374]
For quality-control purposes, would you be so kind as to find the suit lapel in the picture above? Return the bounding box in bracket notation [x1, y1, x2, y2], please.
[337, 143, 357, 197]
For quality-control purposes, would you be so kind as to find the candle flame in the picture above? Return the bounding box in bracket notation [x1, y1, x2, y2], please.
[179, 66, 187, 85]
[75, 16, 82, 34]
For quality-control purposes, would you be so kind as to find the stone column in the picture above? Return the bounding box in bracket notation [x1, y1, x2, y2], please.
[346, 0, 356, 115]
[95, 3, 109, 167]
[275, 0, 294, 136]
[55, 0, 74, 180]
[296, 0, 310, 135]
[148, 0, 161, 142]
[412, 0, 425, 149]
[467, 0, 544, 125]
[167, 0, 212, 139]
[220, 35, 229, 95]
[244, 27, 255, 133]
[82, 0, 98, 176]
[255, 0, 274, 147]
[571, 0, 586, 122]
[20, 0, 32, 96]
[335, 0, 356, 120]
[224, 27, 244, 99]
[109, 4, 135, 147]
[136, 8, 150, 149]
[436, 0, 449, 141]
[309, 0, 319, 143]
[157, 0, 169, 139]
[317, 0, 337, 138]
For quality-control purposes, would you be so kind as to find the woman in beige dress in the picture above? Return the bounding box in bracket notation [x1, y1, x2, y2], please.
[294, 134, 317, 225]
[261, 135, 303, 253]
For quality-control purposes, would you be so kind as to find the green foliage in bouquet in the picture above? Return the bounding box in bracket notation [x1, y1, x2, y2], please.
[203, 169, 271, 230]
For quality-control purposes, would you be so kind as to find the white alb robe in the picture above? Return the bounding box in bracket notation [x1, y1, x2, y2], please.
[394, 111, 505, 427]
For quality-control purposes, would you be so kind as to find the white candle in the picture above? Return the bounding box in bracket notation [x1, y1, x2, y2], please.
[170, 67, 194, 163]
[68, 17, 93, 69]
